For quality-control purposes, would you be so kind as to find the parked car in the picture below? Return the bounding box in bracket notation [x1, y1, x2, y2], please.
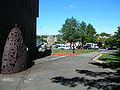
[56, 44, 65, 48]
[37, 42, 48, 52]
[36, 42, 52, 58]
[76, 45, 83, 49]
[83, 44, 90, 49]
[57, 44, 70, 50]
[84, 43, 99, 50]
[93, 45, 99, 50]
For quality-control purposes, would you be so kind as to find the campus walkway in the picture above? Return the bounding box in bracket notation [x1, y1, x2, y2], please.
[0, 51, 120, 90]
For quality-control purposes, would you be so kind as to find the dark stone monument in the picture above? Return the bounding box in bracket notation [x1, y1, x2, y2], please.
[1, 27, 28, 74]
[0, 0, 39, 73]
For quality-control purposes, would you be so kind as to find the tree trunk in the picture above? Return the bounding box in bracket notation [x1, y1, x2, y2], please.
[72, 42, 75, 53]
[70, 42, 72, 50]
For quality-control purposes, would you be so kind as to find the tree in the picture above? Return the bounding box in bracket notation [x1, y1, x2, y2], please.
[86, 23, 97, 43]
[78, 21, 87, 45]
[97, 32, 111, 48]
[36, 35, 42, 39]
[59, 17, 79, 53]
[56, 34, 63, 42]
[59, 18, 97, 51]
[115, 26, 120, 54]
[104, 36, 117, 49]
[78, 22, 97, 45]
[100, 32, 111, 37]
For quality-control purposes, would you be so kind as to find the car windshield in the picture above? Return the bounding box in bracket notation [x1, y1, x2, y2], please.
[86, 44, 91, 47]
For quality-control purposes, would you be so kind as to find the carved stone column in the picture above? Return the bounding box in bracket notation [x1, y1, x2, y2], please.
[1, 27, 28, 74]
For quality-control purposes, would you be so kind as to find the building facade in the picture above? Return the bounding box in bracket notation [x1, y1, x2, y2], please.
[0, 0, 39, 61]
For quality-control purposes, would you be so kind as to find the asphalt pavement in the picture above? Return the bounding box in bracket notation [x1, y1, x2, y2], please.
[0, 51, 120, 90]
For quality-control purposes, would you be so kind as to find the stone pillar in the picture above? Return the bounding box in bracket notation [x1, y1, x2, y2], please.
[1, 27, 28, 74]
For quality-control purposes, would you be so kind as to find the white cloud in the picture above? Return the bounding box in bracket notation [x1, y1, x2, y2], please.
[69, 5, 74, 8]
[65, 5, 74, 9]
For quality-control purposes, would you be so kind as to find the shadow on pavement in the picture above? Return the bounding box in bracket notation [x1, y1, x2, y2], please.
[89, 62, 120, 69]
[89, 62, 111, 68]
[36, 49, 52, 59]
[76, 69, 119, 77]
[51, 69, 120, 90]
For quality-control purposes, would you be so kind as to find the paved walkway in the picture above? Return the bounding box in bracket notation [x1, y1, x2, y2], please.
[0, 51, 120, 90]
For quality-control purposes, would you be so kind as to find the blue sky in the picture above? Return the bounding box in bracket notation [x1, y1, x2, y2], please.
[37, 0, 120, 35]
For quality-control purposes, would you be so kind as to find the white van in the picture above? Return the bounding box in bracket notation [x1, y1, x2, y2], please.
[57, 44, 70, 50]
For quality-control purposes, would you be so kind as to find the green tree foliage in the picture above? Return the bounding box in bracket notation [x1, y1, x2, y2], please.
[115, 27, 120, 54]
[100, 32, 111, 37]
[59, 17, 79, 53]
[59, 17, 97, 52]
[86, 23, 97, 43]
[36, 35, 43, 46]
[78, 22, 97, 45]
[59, 17, 79, 42]
[56, 34, 63, 42]
[36, 35, 42, 39]
[78, 21, 87, 45]
[97, 32, 111, 48]
[36, 35, 47, 44]
[105, 36, 117, 49]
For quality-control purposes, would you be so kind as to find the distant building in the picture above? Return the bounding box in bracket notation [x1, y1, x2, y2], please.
[47, 35, 55, 46]
[0, 0, 39, 60]
[54, 36, 58, 42]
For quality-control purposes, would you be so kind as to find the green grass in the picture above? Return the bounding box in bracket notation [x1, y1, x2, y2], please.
[98, 52, 120, 71]
[115, 68, 120, 71]
[98, 52, 120, 63]
[52, 49, 99, 53]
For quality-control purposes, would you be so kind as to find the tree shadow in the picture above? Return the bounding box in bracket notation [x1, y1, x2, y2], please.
[89, 62, 111, 68]
[99, 58, 120, 62]
[51, 69, 120, 90]
[89, 62, 120, 69]
[75, 69, 119, 77]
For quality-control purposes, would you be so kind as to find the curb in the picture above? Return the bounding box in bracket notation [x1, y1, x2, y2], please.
[91, 53, 116, 72]
[92, 54, 105, 63]
[35, 55, 69, 64]
[48, 55, 69, 61]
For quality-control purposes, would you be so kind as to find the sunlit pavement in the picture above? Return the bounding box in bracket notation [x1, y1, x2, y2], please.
[0, 50, 120, 90]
